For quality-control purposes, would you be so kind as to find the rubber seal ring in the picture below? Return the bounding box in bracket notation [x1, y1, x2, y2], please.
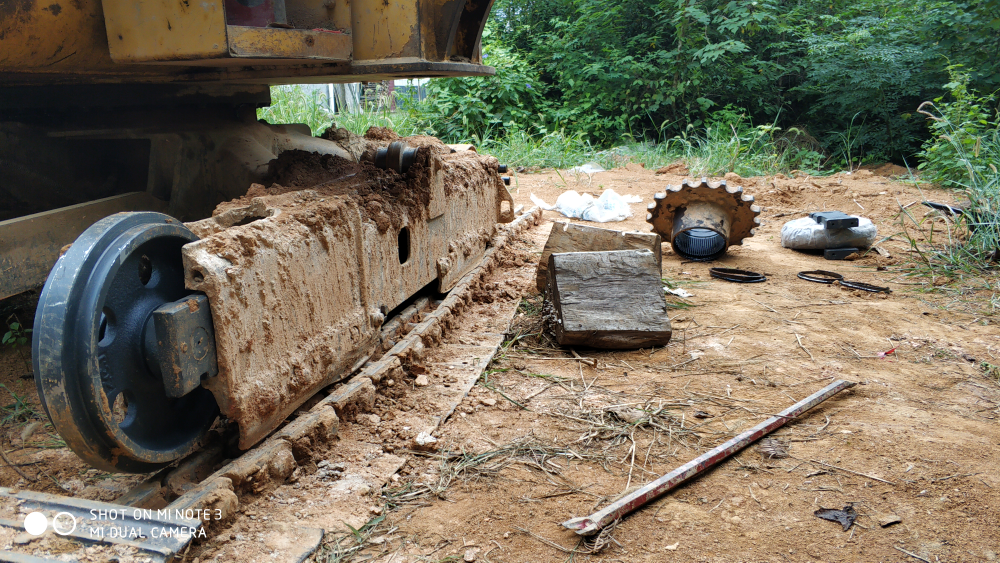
[709, 268, 767, 283]
[839, 280, 891, 294]
[797, 270, 844, 284]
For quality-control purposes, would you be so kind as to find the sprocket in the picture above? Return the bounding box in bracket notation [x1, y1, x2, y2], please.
[646, 178, 761, 261]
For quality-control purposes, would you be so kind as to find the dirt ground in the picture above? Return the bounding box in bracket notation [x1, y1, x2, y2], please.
[2, 161, 999, 563]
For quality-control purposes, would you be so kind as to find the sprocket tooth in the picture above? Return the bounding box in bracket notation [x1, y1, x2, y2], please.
[647, 202, 657, 211]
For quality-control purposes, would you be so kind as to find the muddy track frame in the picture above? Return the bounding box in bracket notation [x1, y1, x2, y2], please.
[136, 207, 537, 526]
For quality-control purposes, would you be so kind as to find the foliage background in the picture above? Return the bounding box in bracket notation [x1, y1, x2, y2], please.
[416, 0, 1000, 167]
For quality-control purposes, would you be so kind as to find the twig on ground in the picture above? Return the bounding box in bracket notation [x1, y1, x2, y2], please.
[624, 431, 637, 493]
[794, 333, 816, 362]
[931, 472, 978, 482]
[809, 460, 895, 484]
[514, 527, 575, 553]
[523, 384, 554, 402]
[751, 299, 778, 313]
[0, 445, 35, 482]
[893, 546, 931, 563]
[570, 349, 596, 367]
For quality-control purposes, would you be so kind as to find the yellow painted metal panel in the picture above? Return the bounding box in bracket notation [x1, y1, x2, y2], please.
[228, 26, 351, 60]
[102, 0, 229, 62]
[352, 0, 419, 61]
[0, 0, 116, 70]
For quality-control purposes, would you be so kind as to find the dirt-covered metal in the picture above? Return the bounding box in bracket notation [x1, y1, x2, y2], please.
[149, 294, 219, 399]
[646, 178, 761, 261]
[181, 138, 512, 450]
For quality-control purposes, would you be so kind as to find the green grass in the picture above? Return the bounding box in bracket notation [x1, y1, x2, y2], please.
[256, 85, 335, 136]
[256, 85, 829, 175]
[257, 85, 428, 137]
[0, 383, 40, 425]
[893, 112, 1000, 291]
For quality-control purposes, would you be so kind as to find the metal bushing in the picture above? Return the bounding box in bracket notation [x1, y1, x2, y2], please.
[375, 140, 418, 173]
[646, 178, 761, 261]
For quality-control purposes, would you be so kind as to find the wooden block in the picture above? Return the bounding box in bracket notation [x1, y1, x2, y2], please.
[536, 222, 661, 292]
[547, 249, 672, 349]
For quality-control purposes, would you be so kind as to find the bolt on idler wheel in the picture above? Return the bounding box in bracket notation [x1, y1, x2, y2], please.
[33, 212, 219, 473]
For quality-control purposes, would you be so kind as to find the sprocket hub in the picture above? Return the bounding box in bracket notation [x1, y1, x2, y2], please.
[646, 178, 761, 261]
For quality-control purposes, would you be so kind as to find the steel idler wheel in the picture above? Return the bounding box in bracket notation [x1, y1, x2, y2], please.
[33, 212, 219, 473]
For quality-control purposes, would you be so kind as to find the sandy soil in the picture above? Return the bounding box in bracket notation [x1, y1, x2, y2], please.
[2, 161, 999, 563]
[320, 164, 999, 563]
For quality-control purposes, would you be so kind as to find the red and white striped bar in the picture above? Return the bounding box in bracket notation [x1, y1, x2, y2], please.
[562, 378, 857, 535]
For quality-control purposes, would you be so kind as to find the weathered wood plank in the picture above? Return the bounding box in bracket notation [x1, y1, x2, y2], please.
[547, 249, 672, 349]
[536, 221, 661, 292]
[0, 192, 167, 300]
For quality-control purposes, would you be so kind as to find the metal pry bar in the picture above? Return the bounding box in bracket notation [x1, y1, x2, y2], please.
[561, 378, 856, 535]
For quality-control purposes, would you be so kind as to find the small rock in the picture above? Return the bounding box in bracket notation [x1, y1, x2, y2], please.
[464, 548, 478, 562]
[370, 506, 383, 515]
[356, 484, 372, 495]
[13, 533, 34, 545]
[414, 374, 430, 387]
[368, 414, 381, 425]
[317, 460, 330, 468]
[665, 542, 679, 551]
[61, 479, 86, 494]
[412, 432, 438, 451]
[879, 514, 902, 528]
[385, 379, 395, 387]
[480, 398, 497, 407]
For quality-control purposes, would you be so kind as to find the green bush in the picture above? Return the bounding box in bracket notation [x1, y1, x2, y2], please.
[2, 320, 29, 348]
[917, 68, 999, 190]
[416, 39, 549, 142]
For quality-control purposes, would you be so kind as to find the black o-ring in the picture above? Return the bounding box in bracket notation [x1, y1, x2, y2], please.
[839, 280, 891, 294]
[797, 270, 844, 284]
[709, 268, 767, 283]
